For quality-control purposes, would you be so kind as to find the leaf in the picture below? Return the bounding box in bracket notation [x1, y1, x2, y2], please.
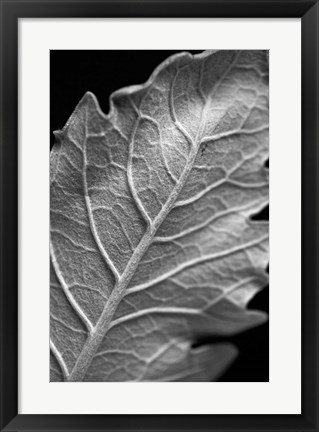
[50, 50, 269, 382]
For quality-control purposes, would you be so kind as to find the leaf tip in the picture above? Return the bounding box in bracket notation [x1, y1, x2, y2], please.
[246, 309, 268, 328]
[52, 128, 65, 145]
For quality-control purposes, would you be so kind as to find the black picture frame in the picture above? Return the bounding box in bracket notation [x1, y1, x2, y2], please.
[0, 0, 318, 431]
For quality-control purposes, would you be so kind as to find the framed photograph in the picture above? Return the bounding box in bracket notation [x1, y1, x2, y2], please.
[1, 0, 318, 431]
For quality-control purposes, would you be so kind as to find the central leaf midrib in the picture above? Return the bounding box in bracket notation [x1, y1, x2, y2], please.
[67, 138, 200, 381]
[67, 60, 226, 381]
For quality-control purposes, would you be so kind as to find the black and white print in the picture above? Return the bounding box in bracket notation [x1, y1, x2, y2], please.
[50, 50, 269, 382]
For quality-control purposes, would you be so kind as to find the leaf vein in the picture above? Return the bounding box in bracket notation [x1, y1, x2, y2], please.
[126, 235, 268, 295]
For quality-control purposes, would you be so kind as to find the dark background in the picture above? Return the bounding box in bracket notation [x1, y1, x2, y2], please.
[50, 50, 269, 382]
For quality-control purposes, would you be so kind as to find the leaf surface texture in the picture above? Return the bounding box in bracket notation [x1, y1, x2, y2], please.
[50, 50, 269, 382]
